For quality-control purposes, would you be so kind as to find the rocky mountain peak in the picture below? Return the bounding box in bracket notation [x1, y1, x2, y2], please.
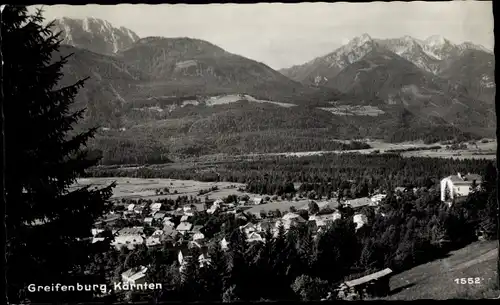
[51, 17, 140, 55]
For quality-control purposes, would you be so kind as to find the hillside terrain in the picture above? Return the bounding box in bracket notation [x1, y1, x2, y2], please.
[383, 241, 498, 300]
[50, 19, 495, 162]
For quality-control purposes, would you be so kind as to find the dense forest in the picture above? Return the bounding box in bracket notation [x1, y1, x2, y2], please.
[75, 98, 486, 164]
[86, 163, 497, 302]
[85, 135, 371, 165]
[86, 153, 493, 198]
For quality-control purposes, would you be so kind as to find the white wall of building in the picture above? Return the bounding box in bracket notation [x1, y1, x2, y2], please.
[440, 178, 474, 202]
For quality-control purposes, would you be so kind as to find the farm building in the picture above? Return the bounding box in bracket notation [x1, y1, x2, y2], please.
[338, 268, 393, 299]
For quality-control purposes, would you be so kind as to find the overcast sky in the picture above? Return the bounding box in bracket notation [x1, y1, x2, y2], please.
[30, 2, 494, 70]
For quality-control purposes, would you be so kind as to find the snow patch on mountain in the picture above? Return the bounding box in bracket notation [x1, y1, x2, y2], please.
[51, 17, 140, 55]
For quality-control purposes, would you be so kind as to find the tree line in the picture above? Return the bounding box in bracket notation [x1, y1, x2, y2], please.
[86, 153, 493, 199]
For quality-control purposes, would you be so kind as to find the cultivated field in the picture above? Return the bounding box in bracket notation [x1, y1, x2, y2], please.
[182, 94, 297, 108]
[75, 177, 306, 211]
[240, 139, 496, 160]
[383, 240, 498, 300]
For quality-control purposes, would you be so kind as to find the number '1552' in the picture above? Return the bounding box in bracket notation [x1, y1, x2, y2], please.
[454, 277, 481, 284]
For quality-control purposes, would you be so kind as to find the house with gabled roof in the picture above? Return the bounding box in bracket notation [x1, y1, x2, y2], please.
[440, 172, 481, 205]
[346, 197, 371, 210]
[122, 266, 148, 285]
[176, 222, 193, 234]
[150, 202, 162, 213]
[153, 212, 166, 221]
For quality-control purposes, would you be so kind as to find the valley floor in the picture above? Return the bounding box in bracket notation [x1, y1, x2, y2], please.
[195, 139, 496, 161]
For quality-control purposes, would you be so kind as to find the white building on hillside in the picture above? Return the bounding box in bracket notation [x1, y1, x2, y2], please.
[440, 173, 481, 204]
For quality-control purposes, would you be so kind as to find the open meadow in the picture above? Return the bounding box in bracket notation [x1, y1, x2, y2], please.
[75, 177, 309, 212]
[229, 139, 496, 160]
[383, 240, 498, 300]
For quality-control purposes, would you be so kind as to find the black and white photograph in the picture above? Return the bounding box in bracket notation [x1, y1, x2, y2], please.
[3, 1, 498, 303]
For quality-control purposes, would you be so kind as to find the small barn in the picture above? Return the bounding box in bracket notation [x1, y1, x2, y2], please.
[339, 268, 393, 299]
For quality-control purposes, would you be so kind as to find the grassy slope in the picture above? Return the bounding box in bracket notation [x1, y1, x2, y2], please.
[382, 240, 498, 300]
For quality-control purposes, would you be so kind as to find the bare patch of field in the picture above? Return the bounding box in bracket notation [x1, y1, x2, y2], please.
[205, 94, 243, 106]
[74, 177, 267, 210]
[383, 241, 498, 300]
[243, 94, 296, 108]
[203, 94, 296, 108]
[318, 105, 385, 116]
[254, 139, 496, 160]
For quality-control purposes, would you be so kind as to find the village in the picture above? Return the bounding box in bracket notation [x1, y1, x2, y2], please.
[87, 171, 482, 300]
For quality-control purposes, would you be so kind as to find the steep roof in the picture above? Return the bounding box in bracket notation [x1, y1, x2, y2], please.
[447, 174, 482, 185]
[122, 266, 148, 281]
[345, 268, 393, 287]
[176, 222, 193, 231]
[118, 226, 144, 235]
[346, 197, 371, 208]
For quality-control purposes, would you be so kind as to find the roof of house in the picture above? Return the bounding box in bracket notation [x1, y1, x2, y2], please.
[193, 232, 205, 238]
[247, 232, 263, 240]
[152, 229, 164, 236]
[345, 268, 393, 287]
[118, 227, 144, 235]
[446, 174, 482, 184]
[192, 225, 203, 233]
[92, 237, 105, 243]
[163, 226, 175, 236]
[122, 266, 148, 281]
[282, 213, 305, 222]
[146, 236, 161, 246]
[258, 220, 275, 231]
[144, 217, 153, 222]
[151, 202, 162, 209]
[180, 215, 190, 222]
[176, 222, 193, 231]
[346, 197, 372, 208]
[153, 212, 166, 219]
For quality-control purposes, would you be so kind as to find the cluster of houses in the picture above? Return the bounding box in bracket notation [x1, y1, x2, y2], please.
[95, 171, 481, 296]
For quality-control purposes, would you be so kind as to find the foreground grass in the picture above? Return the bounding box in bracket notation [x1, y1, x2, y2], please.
[383, 240, 498, 300]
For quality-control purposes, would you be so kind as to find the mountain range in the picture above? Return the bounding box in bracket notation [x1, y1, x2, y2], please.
[49, 18, 495, 161]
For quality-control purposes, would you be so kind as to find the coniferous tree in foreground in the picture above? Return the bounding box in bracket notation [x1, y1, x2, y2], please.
[4, 6, 115, 303]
